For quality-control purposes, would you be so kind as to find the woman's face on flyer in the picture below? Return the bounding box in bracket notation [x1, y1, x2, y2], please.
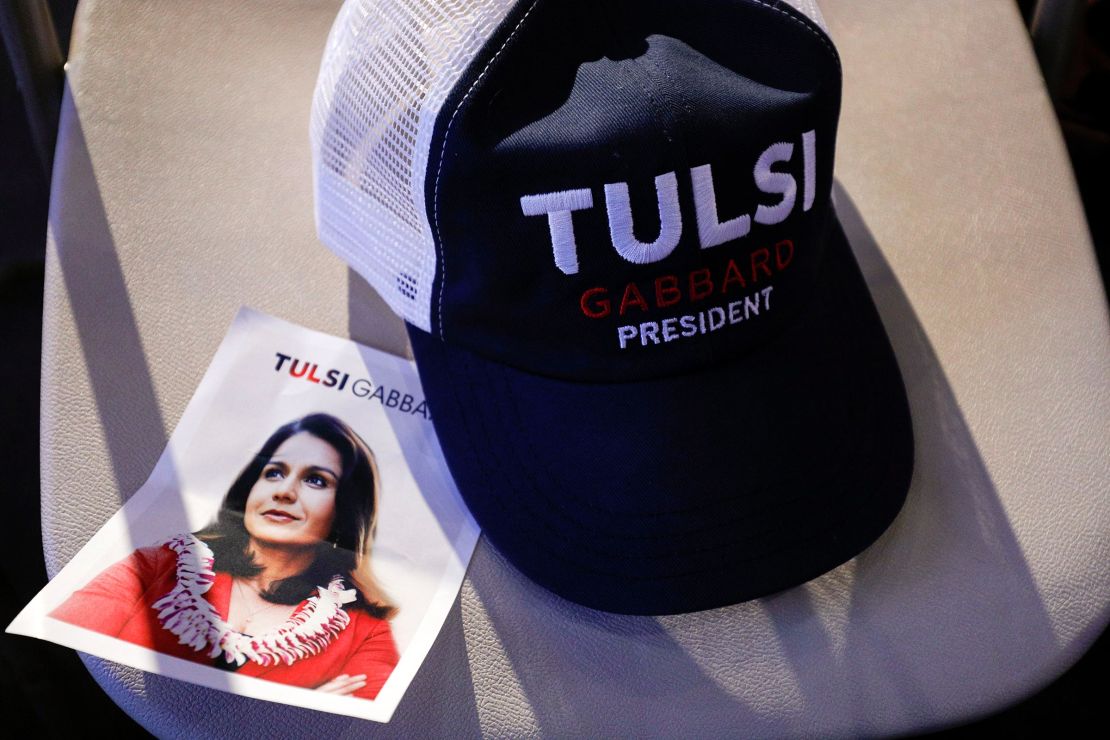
[244, 432, 341, 549]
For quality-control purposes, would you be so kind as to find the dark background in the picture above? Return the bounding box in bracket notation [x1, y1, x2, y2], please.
[1, 1, 1106, 736]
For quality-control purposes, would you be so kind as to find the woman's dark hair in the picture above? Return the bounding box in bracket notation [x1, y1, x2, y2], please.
[196, 413, 395, 619]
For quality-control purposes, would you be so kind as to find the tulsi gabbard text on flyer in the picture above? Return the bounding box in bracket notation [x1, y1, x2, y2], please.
[273, 353, 431, 420]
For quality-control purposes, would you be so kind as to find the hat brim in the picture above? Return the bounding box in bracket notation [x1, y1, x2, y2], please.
[408, 214, 913, 615]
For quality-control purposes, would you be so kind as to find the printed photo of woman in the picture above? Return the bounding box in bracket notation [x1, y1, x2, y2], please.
[50, 413, 400, 700]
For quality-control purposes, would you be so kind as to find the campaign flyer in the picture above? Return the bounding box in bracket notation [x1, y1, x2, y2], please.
[8, 307, 480, 722]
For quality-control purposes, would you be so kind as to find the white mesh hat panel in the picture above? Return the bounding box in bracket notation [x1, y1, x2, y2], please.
[310, 0, 830, 332]
[312, 0, 519, 331]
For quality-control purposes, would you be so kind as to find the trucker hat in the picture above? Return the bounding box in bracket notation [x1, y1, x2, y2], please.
[310, 0, 914, 615]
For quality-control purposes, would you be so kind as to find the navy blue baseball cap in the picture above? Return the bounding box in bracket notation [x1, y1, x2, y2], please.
[313, 0, 913, 614]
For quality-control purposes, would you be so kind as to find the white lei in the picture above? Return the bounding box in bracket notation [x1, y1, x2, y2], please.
[150, 533, 357, 667]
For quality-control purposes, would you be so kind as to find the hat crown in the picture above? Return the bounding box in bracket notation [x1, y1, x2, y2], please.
[429, 0, 842, 381]
[312, 0, 836, 363]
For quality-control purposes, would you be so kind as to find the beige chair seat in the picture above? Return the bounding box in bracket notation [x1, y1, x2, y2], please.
[42, 0, 1109, 735]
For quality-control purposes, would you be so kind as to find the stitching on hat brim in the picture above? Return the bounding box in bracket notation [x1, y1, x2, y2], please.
[473, 343, 886, 554]
[442, 349, 896, 584]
